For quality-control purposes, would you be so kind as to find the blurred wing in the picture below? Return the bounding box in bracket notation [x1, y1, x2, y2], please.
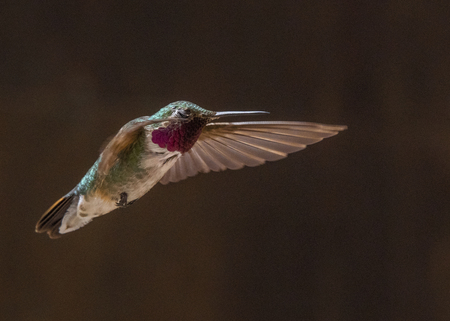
[159, 121, 347, 184]
[98, 118, 169, 175]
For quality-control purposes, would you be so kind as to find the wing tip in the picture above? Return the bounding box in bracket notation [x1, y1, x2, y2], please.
[333, 125, 348, 131]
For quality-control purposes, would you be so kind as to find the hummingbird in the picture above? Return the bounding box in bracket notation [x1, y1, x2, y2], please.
[36, 101, 347, 239]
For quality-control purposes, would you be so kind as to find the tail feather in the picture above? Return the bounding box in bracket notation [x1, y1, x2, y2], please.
[36, 194, 78, 239]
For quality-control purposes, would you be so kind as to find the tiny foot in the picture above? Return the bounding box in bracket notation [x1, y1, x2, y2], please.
[116, 192, 138, 208]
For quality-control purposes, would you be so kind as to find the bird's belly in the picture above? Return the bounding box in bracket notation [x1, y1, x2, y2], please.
[78, 194, 117, 217]
[125, 151, 181, 200]
[80, 151, 180, 216]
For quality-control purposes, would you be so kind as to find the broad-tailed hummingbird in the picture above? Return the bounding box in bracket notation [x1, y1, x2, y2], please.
[36, 101, 347, 238]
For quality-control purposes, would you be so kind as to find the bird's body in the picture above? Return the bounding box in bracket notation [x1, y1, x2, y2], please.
[36, 101, 347, 238]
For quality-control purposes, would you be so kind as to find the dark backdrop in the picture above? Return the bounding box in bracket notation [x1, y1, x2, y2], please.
[1, 1, 449, 320]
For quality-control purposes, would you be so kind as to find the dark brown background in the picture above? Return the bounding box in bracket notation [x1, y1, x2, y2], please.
[1, 1, 449, 320]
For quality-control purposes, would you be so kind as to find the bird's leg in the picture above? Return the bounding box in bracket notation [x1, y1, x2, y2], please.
[116, 192, 138, 208]
[116, 192, 128, 207]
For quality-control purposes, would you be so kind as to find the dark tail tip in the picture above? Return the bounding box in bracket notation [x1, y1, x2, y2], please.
[36, 194, 75, 239]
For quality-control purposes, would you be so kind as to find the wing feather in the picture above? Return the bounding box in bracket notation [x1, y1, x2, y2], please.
[210, 135, 286, 162]
[159, 169, 171, 185]
[194, 140, 228, 172]
[160, 121, 346, 184]
[188, 148, 211, 174]
[98, 118, 169, 175]
[183, 149, 204, 177]
[200, 139, 244, 170]
[203, 135, 266, 167]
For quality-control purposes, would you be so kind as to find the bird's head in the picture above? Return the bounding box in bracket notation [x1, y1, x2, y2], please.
[152, 101, 269, 123]
[151, 101, 215, 123]
[150, 101, 269, 153]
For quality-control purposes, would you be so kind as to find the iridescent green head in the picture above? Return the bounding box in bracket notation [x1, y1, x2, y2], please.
[150, 101, 216, 121]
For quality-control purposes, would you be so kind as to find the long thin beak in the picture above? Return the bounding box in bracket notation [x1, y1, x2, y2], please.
[214, 110, 270, 118]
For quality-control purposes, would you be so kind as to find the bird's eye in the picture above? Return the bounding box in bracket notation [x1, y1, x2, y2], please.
[176, 109, 190, 118]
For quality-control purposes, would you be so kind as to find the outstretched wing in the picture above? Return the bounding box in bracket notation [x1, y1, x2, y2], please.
[160, 121, 347, 184]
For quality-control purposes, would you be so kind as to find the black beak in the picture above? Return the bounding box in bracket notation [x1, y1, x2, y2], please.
[214, 110, 270, 118]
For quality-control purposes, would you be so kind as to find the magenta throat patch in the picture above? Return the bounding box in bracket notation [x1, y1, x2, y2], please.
[151, 118, 208, 153]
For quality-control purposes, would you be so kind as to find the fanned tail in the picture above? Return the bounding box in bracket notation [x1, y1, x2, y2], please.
[35, 193, 79, 239]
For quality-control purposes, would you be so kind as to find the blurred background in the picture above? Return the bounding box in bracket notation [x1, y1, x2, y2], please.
[1, 1, 449, 320]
